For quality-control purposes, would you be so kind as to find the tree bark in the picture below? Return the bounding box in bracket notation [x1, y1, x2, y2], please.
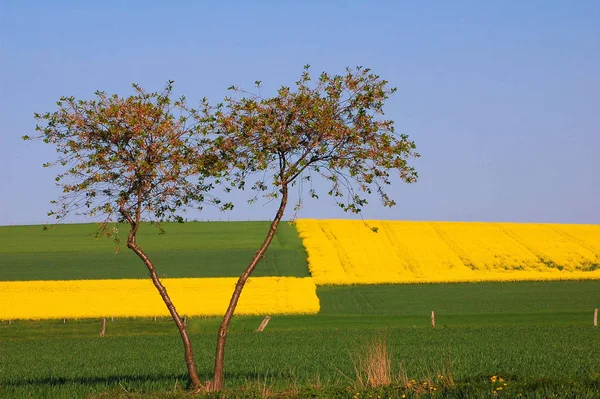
[211, 184, 288, 391]
[127, 236, 203, 390]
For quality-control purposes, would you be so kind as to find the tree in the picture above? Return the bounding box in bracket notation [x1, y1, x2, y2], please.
[24, 82, 220, 390]
[207, 65, 419, 391]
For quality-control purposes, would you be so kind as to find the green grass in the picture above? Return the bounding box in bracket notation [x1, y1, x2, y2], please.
[317, 280, 600, 326]
[0, 222, 309, 280]
[1, 326, 599, 398]
[2, 281, 600, 397]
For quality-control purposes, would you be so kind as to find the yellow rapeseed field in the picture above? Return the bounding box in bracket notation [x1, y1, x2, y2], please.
[296, 219, 600, 285]
[0, 277, 319, 320]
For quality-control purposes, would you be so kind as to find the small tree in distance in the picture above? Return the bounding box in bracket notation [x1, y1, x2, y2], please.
[208, 65, 419, 391]
[24, 82, 220, 390]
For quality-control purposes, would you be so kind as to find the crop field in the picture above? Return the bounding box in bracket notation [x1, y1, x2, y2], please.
[1, 220, 600, 398]
[297, 219, 600, 284]
[0, 277, 319, 319]
[0, 222, 309, 281]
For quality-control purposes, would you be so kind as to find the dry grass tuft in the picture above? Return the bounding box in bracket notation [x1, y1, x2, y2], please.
[239, 373, 277, 398]
[346, 336, 392, 389]
[341, 336, 455, 395]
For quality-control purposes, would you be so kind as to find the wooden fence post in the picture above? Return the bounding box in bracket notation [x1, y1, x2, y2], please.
[255, 316, 271, 332]
[594, 308, 598, 327]
[100, 318, 106, 337]
[431, 311, 435, 328]
[183, 315, 188, 327]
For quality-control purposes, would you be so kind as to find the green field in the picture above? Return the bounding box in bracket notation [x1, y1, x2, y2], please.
[2, 282, 600, 398]
[0, 222, 309, 280]
[1, 223, 600, 398]
[2, 325, 599, 398]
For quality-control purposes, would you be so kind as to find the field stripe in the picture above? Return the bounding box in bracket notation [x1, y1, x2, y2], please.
[296, 219, 600, 285]
[0, 277, 320, 320]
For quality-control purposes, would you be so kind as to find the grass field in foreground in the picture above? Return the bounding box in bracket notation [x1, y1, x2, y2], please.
[0, 222, 309, 281]
[1, 326, 599, 398]
[1, 281, 600, 397]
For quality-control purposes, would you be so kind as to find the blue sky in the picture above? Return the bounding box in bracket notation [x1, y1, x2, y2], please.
[1, 1, 599, 225]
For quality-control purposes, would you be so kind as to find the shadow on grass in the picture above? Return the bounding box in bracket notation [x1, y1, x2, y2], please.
[3, 373, 185, 388]
[3, 370, 299, 388]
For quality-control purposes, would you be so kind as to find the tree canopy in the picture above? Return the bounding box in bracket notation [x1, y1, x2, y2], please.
[210, 65, 418, 214]
[26, 82, 214, 227]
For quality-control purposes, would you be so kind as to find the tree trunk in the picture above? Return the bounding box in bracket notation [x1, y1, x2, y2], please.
[127, 239, 203, 390]
[211, 184, 288, 391]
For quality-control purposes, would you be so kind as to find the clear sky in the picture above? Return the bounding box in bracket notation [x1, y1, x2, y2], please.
[1, 1, 599, 225]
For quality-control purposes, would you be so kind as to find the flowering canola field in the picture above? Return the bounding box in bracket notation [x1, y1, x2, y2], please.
[296, 219, 600, 285]
[0, 277, 319, 320]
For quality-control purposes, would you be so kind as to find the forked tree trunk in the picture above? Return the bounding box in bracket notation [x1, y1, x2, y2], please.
[127, 238, 203, 389]
[211, 184, 289, 391]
